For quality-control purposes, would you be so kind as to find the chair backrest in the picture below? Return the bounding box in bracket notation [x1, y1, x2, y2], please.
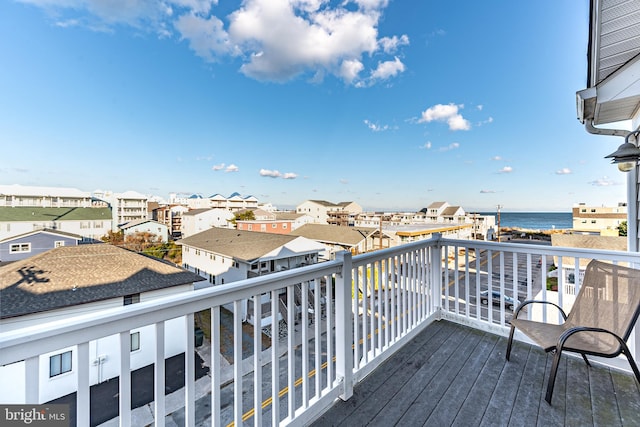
[567, 260, 640, 347]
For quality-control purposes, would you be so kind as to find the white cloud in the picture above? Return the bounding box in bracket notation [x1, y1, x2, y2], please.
[225, 164, 239, 172]
[260, 168, 281, 178]
[175, 14, 232, 61]
[212, 163, 225, 171]
[438, 142, 459, 152]
[339, 178, 349, 184]
[420, 141, 432, 149]
[418, 103, 471, 131]
[491, 156, 502, 161]
[378, 34, 409, 53]
[28, 0, 407, 86]
[498, 166, 513, 173]
[364, 119, 389, 132]
[589, 177, 619, 186]
[260, 168, 297, 179]
[480, 189, 496, 193]
[370, 57, 405, 82]
[556, 168, 572, 175]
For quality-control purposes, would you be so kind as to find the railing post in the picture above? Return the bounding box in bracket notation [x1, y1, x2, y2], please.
[335, 251, 354, 400]
[430, 234, 443, 319]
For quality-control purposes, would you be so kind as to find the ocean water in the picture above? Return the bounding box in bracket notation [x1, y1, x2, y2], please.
[478, 212, 572, 230]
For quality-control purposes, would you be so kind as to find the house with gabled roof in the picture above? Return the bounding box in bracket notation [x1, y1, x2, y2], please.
[290, 223, 377, 259]
[0, 206, 112, 242]
[0, 228, 82, 262]
[0, 244, 204, 404]
[179, 227, 325, 326]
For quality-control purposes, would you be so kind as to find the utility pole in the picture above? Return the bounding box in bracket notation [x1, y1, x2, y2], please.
[497, 204, 503, 242]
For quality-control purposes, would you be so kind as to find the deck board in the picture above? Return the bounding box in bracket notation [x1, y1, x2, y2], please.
[311, 320, 640, 427]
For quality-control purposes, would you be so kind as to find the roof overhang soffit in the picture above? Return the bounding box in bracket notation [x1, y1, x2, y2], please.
[577, 54, 640, 125]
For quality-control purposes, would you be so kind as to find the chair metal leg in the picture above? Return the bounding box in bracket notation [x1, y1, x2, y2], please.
[506, 324, 516, 361]
[546, 348, 563, 404]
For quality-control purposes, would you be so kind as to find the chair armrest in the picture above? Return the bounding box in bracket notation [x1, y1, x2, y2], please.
[513, 299, 568, 320]
[557, 326, 625, 354]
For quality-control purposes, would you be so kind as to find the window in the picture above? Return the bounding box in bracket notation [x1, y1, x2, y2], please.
[248, 224, 253, 231]
[272, 223, 277, 228]
[54, 241, 65, 248]
[260, 224, 266, 231]
[283, 224, 288, 229]
[209, 274, 215, 284]
[10, 243, 31, 253]
[130, 332, 140, 351]
[124, 293, 140, 305]
[195, 249, 201, 256]
[50, 351, 72, 377]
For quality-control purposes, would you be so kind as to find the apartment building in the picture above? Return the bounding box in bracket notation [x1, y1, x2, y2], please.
[572, 203, 627, 235]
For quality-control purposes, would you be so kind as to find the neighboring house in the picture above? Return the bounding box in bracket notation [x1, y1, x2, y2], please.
[0, 206, 112, 242]
[181, 208, 235, 238]
[289, 224, 377, 259]
[179, 227, 326, 325]
[0, 229, 82, 262]
[168, 192, 260, 211]
[120, 219, 170, 243]
[572, 203, 627, 236]
[0, 244, 204, 404]
[550, 234, 627, 295]
[236, 212, 314, 235]
[296, 200, 363, 224]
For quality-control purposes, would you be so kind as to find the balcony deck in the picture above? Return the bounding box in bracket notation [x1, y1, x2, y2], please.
[312, 320, 640, 426]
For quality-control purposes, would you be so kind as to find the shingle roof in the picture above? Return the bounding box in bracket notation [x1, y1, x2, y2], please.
[0, 244, 202, 319]
[290, 224, 375, 246]
[178, 227, 299, 261]
[120, 219, 163, 229]
[274, 212, 303, 220]
[0, 207, 112, 222]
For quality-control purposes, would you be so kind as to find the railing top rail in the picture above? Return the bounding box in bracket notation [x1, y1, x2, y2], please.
[439, 237, 640, 263]
[0, 259, 342, 365]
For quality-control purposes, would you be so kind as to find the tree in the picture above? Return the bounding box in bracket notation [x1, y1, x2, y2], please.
[229, 209, 256, 226]
[101, 230, 124, 245]
[619, 221, 628, 237]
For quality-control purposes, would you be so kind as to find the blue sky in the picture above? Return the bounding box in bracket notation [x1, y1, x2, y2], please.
[0, 0, 629, 212]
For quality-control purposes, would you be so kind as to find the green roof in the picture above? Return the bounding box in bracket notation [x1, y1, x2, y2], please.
[0, 207, 112, 222]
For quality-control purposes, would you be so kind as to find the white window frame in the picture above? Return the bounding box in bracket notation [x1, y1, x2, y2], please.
[50, 351, 72, 377]
[10, 243, 31, 253]
[54, 241, 65, 248]
[131, 332, 140, 352]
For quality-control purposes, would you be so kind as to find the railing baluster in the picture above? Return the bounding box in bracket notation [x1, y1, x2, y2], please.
[77, 343, 90, 427]
[154, 322, 165, 427]
[287, 285, 295, 420]
[253, 293, 262, 426]
[24, 356, 38, 404]
[233, 302, 242, 426]
[270, 291, 279, 426]
[212, 306, 221, 427]
[314, 278, 322, 399]
[119, 331, 131, 427]
[302, 281, 309, 408]
[185, 313, 195, 427]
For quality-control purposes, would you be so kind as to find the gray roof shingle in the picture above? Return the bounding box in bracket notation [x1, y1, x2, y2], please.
[0, 244, 202, 319]
[178, 227, 299, 261]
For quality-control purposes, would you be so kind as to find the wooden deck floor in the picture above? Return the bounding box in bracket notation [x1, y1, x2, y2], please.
[312, 320, 640, 426]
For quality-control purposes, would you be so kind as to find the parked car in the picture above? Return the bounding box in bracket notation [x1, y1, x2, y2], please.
[479, 290, 520, 311]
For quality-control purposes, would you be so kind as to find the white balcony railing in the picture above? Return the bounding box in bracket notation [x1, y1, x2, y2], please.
[1, 235, 640, 426]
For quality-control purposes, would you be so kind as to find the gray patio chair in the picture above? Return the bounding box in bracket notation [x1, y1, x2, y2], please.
[506, 259, 640, 404]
